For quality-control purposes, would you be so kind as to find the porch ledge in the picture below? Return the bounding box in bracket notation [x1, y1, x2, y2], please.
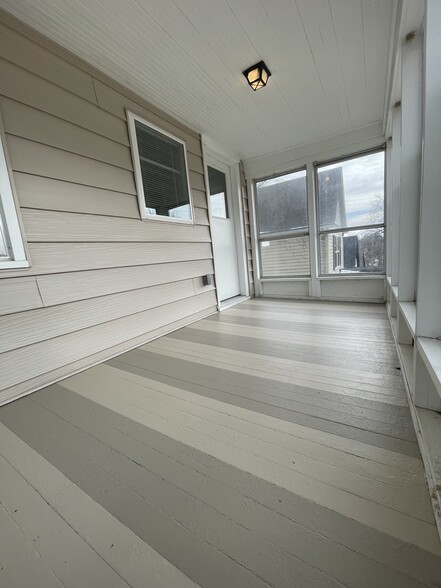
[399, 301, 417, 337]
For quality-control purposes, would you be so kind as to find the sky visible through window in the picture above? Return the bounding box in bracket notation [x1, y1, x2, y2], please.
[259, 151, 384, 230]
[318, 151, 385, 228]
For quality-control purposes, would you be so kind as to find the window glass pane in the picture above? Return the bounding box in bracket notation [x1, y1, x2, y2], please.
[260, 236, 310, 277]
[134, 120, 191, 220]
[317, 151, 384, 231]
[320, 228, 385, 275]
[208, 166, 228, 218]
[256, 169, 307, 236]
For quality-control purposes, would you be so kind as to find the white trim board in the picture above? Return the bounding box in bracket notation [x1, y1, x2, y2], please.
[244, 123, 384, 181]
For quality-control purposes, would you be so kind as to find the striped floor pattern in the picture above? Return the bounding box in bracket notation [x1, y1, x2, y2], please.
[1, 298, 441, 587]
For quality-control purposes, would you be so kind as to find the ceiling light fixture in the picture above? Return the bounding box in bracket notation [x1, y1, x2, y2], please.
[243, 60, 271, 91]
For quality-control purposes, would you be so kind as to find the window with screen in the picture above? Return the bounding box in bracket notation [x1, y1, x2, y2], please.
[255, 168, 310, 277]
[128, 112, 193, 222]
[316, 149, 385, 275]
[0, 133, 28, 269]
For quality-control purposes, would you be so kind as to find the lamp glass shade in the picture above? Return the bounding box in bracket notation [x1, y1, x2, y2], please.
[247, 67, 260, 83]
[243, 61, 271, 91]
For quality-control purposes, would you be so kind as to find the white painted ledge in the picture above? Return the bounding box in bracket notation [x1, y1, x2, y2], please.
[399, 301, 417, 337]
[388, 309, 441, 541]
[418, 337, 441, 399]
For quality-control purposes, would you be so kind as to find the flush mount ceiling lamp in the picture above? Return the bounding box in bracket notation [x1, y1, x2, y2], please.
[243, 60, 271, 91]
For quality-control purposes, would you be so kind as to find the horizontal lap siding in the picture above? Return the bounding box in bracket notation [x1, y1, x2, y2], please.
[240, 162, 254, 296]
[0, 16, 216, 401]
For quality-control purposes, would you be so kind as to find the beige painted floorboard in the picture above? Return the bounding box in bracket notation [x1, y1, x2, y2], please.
[0, 298, 441, 587]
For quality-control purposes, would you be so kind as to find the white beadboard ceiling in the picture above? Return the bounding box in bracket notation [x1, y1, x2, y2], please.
[0, 0, 397, 160]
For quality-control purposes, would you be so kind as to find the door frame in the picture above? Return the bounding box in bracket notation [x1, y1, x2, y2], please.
[202, 136, 249, 309]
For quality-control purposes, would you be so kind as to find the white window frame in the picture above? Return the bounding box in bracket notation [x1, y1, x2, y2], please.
[0, 133, 28, 269]
[315, 146, 386, 276]
[127, 111, 194, 224]
[333, 234, 343, 271]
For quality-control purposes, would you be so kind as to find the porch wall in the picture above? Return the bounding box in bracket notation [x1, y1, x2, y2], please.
[0, 11, 219, 404]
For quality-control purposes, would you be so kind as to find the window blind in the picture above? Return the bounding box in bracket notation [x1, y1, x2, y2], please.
[134, 120, 191, 219]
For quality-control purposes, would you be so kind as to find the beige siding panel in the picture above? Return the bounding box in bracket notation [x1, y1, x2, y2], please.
[189, 170, 205, 192]
[37, 259, 214, 306]
[1, 305, 217, 405]
[14, 173, 140, 218]
[194, 207, 209, 226]
[192, 189, 208, 209]
[0, 21, 216, 400]
[0, 22, 97, 103]
[187, 152, 204, 174]
[0, 243, 212, 278]
[0, 58, 130, 145]
[22, 209, 211, 243]
[193, 275, 215, 295]
[0, 291, 217, 394]
[24, 242, 211, 277]
[0, 277, 43, 316]
[1, 98, 133, 170]
[0, 279, 212, 353]
[93, 80, 201, 155]
[6, 135, 136, 194]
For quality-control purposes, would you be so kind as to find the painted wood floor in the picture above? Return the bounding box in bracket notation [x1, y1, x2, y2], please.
[1, 298, 441, 588]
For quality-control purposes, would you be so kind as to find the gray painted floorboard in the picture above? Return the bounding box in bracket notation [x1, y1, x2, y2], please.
[0, 299, 440, 587]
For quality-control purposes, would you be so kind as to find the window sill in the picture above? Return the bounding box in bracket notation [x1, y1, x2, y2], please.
[0, 259, 29, 270]
[318, 274, 385, 280]
[259, 276, 310, 282]
[140, 214, 195, 225]
[399, 301, 416, 337]
[259, 275, 386, 282]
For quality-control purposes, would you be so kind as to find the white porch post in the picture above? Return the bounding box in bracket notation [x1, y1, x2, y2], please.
[307, 162, 321, 297]
[415, 0, 441, 340]
[385, 139, 392, 280]
[397, 33, 422, 303]
[390, 105, 401, 289]
[414, 0, 441, 411]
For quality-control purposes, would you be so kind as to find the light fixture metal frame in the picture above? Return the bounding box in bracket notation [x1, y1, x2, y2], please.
[243, 60, 271, 91]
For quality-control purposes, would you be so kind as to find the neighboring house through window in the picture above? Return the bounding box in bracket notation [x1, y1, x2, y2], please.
[316, 148, 385, 275]
[0, 133, 28, 269]
[255, 168, 310, 277]
[127, 112, 194, 223]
